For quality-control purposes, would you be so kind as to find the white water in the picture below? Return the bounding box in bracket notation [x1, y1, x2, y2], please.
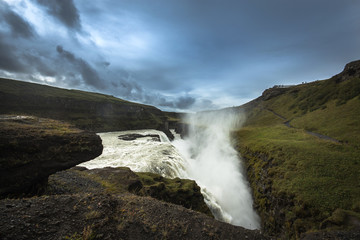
[78, 112, 260, 230]
[78, 130, 188, 178]
[172, 111, 260, 229]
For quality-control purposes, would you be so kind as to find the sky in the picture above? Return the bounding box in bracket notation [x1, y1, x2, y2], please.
[0, 0, 359, 112]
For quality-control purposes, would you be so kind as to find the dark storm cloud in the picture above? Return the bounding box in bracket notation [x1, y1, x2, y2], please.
[34, 0, 81, 31]
[0, 3, 31, 73]
[143, 94, 197, 110]
[0, 3, 34, 38]
[0, 35, 26, 72]
[0, 33, 58, 78]
[84, 0, 359, 101]
[23, 53, 56, 77]
[156, 96, 195, 109]
[0, 2, 40, 73]
[56, 45, 104, 89]
[174, 96, 196, 109]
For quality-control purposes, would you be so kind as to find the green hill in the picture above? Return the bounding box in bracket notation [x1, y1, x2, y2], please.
[233, 60, 360, 238]
[0, 78, 170, 132]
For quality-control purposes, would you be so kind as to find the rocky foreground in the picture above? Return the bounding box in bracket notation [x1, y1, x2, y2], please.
[0, 115, 267, 239]
[0, 192, 266, 240]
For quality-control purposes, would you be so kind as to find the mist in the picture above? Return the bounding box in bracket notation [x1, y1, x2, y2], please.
[172, 110, 260, 229]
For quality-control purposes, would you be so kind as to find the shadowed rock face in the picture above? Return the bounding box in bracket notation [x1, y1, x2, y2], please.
[0, 116, 103, 198]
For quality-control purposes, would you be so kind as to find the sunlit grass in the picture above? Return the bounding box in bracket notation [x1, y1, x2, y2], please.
[236, 125, 360, 212]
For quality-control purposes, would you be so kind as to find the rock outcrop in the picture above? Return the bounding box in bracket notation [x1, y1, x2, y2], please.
[0, 115, 103, 198]
[334, 59, 360, 82]
[261, 87, 289, 101]
[46, 166, 212, 216]
[174, 122, 190, 138]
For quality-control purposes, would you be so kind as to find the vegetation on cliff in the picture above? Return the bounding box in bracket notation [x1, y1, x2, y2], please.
[47, 166, 212, 216]
[233, 60, 360, 238]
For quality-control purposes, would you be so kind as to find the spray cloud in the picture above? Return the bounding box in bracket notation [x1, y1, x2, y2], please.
[173, 109, 260, 229]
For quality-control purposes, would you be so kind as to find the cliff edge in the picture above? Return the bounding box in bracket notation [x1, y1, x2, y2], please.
[0, 115, 103, 198]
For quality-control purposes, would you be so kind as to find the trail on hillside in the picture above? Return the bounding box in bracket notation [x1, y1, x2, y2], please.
[265, 108, 341, 143]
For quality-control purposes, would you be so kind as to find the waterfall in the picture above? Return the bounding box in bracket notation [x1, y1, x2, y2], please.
[78, 116, 260, 229]
[78, 130, 188, 178]
[172, 111, 260, 229]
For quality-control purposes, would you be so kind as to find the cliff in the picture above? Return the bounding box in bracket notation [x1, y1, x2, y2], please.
[0, 115, 103, 198]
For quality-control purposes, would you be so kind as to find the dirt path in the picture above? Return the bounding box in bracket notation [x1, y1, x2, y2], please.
[265, 108, 341, 144]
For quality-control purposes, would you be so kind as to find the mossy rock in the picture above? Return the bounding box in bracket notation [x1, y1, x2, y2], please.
[47, 167, 212, 217]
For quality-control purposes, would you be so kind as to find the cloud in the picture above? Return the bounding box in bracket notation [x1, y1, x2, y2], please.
[0, 2, 35, 38]
[34, 0, 81, 31]
[174, 96, 196, 109]
[56, 45, 104, 89]
[147, 94, 212, 111]
[0, 35, 26, 73]
[1, 0, 360, 112]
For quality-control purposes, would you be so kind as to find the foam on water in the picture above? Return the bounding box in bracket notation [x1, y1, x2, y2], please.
[78, 130, 187, 178]
[79, 124, 260, 229]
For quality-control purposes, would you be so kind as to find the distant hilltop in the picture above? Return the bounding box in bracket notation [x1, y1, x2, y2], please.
[271, 84, 296, 88]
[261, 59, 360, 101]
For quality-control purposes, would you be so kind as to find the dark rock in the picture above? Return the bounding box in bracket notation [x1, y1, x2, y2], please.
[175, 123, 190, 138]
[160, 128, 175, 141]
[261, 87, 289, 101]
[334, 59, 360, 82]
[0, 116, 103, 198]
[118, 134, 161, 142]
[241, 148, 296, 238]
[0, 193, 268, 240]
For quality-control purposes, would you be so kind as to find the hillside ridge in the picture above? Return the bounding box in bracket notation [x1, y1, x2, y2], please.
[0, 78, 175, 138]
[232, 60, 360, 238]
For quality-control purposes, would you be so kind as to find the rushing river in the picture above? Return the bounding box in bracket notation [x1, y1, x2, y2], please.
[79, 116, 260, 230]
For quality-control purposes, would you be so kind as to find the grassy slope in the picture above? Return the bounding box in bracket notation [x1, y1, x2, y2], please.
[234, 61, 360, 238]
[0, 78, 167, 131]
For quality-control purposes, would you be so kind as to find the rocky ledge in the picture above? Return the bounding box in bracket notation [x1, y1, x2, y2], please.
[0, 115, 103, 198]
[46, 166, 213, 217]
